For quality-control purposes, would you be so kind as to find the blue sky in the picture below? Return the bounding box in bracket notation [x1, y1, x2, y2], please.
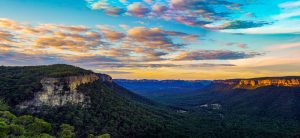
[0, 0, 300, 79]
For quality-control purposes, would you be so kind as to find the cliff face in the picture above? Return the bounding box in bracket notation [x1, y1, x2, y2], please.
[19, 74, 100, 108]
[235, 78, 300, 89]
[97, 73, 112, 83]
[213, 77, 300, 90]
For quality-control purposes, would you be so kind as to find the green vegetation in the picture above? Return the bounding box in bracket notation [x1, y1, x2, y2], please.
[58, 124, 76, 138]
[143, 82, 300, 138]
[0, 65, 187, 137]
[0, 100, 109, 138]
[1, 64, 300, 138]
[23, 81, 186, 137]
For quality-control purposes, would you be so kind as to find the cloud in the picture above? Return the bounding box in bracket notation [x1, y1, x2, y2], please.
[90, 0, 125, 15]
[133, 47, 168, 61]
[170, 0, 232, 8]
[96, 63, 177, 68]
[85, 0, 257, 30]
[0, 30, 15, 43]
[266, 42, 300, 51]
[152, 4, 168, 14]
[279, 1, 300, 8]
[2, 18, 268, 78]
[105, 7, 126, 15]
[98, 26, 126, 41]
[105, 48, 131, 57]
[175, 16, 212, 27]
[0, 51, 66, 65]
[127, 27, 186, 51]
[273, 9, 300, 20]
[220, 1, 300, 34]
[0, 50, 122, 68]
[50, 25, 89, 32]
[174, 50, 263, 61]
[0, 18, 200, 64]
[119, 24, 130, 30]
[0, 44, 14, 51]
[226, 42, 248, 49]
[181, 35, 199, 42]
[99, 71, 132, 74]
[221, 20, 270, 29]
[34, 31, 105, 52]
[70, 55, 120, 63]
[221, 19, 300, 34]
[93, 62, 235, 68]
[0, 18, 23, 30]
[127, 2, 150, 17]
[143, 0, 153, 4]
[185, 63, 236, 67]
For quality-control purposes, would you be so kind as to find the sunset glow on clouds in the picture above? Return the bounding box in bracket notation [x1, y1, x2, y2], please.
[0, 0, 300, 79]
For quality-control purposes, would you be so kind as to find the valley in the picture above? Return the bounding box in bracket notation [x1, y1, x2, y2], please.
[117, 76, 300, 137]
[1, 64, 300, 138]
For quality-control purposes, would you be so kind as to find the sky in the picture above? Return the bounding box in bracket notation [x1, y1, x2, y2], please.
[0, 0, 300, 80]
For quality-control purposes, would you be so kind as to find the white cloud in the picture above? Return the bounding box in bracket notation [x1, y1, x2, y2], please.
[265, 42, 300, 51]
[273, 9, 300, 20]
[279, 1, 300, 8]
[90, 1, 109, 10]
[119, 0, 127, 4]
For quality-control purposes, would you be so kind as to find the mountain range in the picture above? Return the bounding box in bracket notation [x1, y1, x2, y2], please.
[118, 77, 300, 119]
[114, 79, 211, 102]
[1, 64, 300, 138]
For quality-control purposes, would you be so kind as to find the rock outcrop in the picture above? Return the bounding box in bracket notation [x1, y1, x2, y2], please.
[19, 74, 99, 108]
[214, 77, 300, 90]
[97, 73, 112, 83]
[235, 78, 300, 89]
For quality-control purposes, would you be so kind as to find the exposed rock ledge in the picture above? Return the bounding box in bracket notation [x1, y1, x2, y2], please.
[214, 77, 300, 89]
[235, 79, 300, 89]
[18, 74, 101, 109]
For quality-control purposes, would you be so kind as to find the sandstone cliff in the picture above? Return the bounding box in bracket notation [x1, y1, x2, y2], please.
[235, 78, 300, 89]
[19, 74, 101, 108]
[214, 77, 300, 89]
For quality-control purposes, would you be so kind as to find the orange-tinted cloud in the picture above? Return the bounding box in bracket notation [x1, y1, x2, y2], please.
[98, 26, 126, 41]
[127, 27, 186, 51]
[0, 30, 15, 43]
[127, 2, 150, 17]
[0, 18, 199, 63]
[0, 18, 268, 79]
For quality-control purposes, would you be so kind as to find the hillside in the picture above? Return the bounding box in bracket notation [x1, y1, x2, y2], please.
[153, 77, 300, 120]
[0, 64, 186, 138]
[115, 77, 300, 137]
[2, 65, 300, 138]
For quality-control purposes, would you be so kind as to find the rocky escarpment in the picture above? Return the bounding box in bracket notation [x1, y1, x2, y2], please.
[235, 78, 300, 89]
[18, 74, 105, 108]
[214, 77, 300, 90]
[97, 73, 112, 83]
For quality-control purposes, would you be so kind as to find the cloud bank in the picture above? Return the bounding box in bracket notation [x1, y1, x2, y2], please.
[85, 0, 267, 30]
[0, 18, 262, 75]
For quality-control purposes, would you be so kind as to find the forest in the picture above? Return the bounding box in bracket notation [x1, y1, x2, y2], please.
[0, 64, 299, 138]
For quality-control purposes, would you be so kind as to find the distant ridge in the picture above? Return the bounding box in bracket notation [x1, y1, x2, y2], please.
[214, 76, 300, 89]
